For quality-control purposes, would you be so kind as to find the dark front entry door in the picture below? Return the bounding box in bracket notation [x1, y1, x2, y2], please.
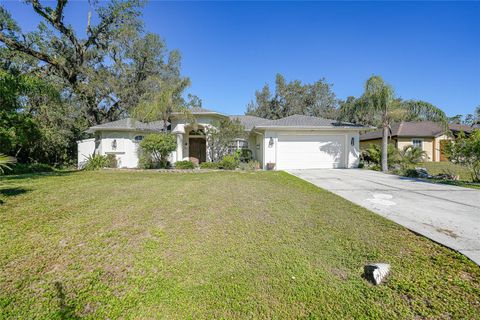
[189, 138, 206, 164]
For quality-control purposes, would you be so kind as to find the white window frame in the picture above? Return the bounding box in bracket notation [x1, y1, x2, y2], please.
[227, 139, 249, 155]
[412, 138, 423, 149]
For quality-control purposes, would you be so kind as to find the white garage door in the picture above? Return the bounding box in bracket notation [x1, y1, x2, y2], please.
[276, 134, 346, 169]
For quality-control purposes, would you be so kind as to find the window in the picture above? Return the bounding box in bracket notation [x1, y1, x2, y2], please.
[412, 139, 423, 149]
[227, 139, 249, 154]
[134, 135, 144, 142]
[189, 129, 205, 136]
[237, 139, 248, 149]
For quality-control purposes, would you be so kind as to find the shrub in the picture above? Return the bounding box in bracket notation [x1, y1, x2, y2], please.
[140, 133, 177, 168]
[444, 130, 480, 182]
[219, 155, 239, 170]
[138, 153, 154, 169]
[83, 154, 109, 171]
[200, 162, 219, 169]
[0, 153, 16, 174]
[205, 118, 246, 162]
[399, 145, 427, 169]
[361, 144, 400, 169]
[106, 154, 118, 168]
[402, 168, 419, 178]
[175, 160, 195, 169]
[238, 160, 260, 171]
[236, 149, 253, 163]
[5, 163, 54, 175]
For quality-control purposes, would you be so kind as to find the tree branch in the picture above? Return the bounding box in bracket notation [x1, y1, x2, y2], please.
[29, 0, 83, 58]
[53, 0, 67, 23]
[0, 32, 53, 66]
[84, 15, 116, 49]
[0, 32, 75, 83]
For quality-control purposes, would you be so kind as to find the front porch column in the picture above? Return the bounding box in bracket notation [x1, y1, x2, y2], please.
[176, 133, 183, 162]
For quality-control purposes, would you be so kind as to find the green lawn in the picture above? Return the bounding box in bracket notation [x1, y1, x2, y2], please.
[420, 162, 480, 189]
[421, 162, 472, 181]
[1, 171, 479, 319]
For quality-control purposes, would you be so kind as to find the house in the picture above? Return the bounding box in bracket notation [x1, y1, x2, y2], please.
[77, 107, 368, 170]
[360, 121, 474, 162]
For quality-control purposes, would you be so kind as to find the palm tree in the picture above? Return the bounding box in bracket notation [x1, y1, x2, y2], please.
[359, 76, 446, 172]
[0, 153, 16, 174]
[400, 145, 428, 169]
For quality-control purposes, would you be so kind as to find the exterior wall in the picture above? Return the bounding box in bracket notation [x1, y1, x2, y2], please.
[263, 130, 277, 168]
[247, 133, 257, 161]
[261, 129, 361, 169]
[346, 131, 361, 168]
[77, 138, 95, 168]
[360, 138, 382, 149]
[360, 138, 398, 149]
[254, 133, 264, 167]
[361, 136, 453, 162]
[397, 137, 434, 161]
[99, 131, 145, 168]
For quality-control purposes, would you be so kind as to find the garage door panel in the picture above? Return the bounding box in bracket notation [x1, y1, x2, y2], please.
[277, 134, 345, 169]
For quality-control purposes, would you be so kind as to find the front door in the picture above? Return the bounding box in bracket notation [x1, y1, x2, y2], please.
[439, 140, 448, 162]
[189, 138, 206, 164]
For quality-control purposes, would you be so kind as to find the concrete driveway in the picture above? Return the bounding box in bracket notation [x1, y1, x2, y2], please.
[287, 169, 480, 265]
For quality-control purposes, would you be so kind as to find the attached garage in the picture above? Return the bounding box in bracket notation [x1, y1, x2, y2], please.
[276, 134, 346, 169]
[253, 114, 367, 170]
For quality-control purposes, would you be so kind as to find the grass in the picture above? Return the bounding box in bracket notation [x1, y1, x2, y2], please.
[419, 162, 480, 189]
[1, 171, 479, 319]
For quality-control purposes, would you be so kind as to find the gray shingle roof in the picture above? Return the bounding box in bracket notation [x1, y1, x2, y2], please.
[360, 121, 473, 141]
[87, 118, 166, 133]
[253, 114, 366, 129]
[88, 114, 369, 133]
[229, 115, 271, 131]
[449, 123, 475, 134]
[189, 107, 218, 113]
[170, 106, 226, 117]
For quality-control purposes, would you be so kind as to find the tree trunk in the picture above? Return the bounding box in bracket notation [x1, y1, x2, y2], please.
[381, 124, 389, 172]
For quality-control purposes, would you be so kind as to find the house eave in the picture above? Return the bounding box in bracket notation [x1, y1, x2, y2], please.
[170, 112, 227, 118]
[86, 128, 164, 134]
[254, 125, 369, 131]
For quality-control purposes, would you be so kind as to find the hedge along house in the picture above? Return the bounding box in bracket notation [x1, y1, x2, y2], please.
[77, 107, 369, 169]
[359, 121, 475, 162]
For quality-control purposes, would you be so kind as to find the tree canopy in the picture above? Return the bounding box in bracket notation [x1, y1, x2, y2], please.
[246, 74, 338, 120]
[346, 75, 447, 172]
[0, 0, 190, 166]
[0, 0, 186, 125]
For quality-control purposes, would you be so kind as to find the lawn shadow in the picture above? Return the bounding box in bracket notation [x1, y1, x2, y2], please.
[54, 281, 81, 320]
[0, 187, 30, 205]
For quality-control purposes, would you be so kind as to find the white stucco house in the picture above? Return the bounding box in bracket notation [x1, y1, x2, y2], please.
[77, 107, 367, 170]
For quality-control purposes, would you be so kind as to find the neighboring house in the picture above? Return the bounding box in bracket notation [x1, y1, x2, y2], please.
[77, 107, 368, 170]
[360, 121, 474, 162]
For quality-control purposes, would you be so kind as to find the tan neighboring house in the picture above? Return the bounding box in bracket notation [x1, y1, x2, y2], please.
[360, 121, 474, 162]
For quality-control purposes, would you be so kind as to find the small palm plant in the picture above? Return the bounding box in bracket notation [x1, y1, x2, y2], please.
[400, 145, 427, 169]
[362, 144, 399, 170]
[0, 153, 16, 174]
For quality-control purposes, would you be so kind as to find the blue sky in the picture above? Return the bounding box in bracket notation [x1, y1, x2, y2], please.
[3, 1, 479, 117]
